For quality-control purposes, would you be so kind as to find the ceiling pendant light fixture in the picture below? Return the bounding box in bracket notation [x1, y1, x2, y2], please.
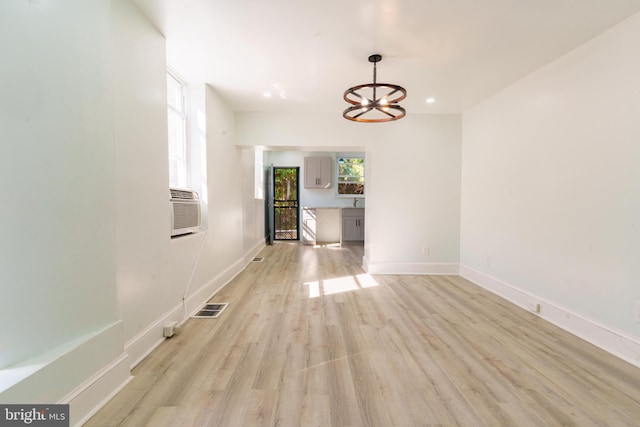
[343, 54, 407, 123]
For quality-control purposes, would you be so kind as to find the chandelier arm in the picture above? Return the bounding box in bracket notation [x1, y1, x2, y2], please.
[352, 108, 372, 119]
[385, 88, 399, 98]
[343, 88, 372, 105]
[343, 104, 406, 122]
[352, 91, 373, 106]
[379, 85, 407, 102]
[350, 91, 365, 101]
[376, 107, 398, 118]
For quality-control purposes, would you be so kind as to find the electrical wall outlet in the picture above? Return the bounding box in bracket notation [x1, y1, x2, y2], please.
[422, 246, 429, 256]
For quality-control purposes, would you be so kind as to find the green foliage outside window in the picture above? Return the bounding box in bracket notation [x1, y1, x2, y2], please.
[338, 157, 364, 195]
[274, 168, 298, 200]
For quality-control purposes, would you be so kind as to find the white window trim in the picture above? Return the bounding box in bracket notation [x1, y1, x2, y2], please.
[167, 70, 191, 189]
[254, 148, 265, 200]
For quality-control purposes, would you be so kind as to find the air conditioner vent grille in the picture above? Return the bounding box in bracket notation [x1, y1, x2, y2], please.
[173, 202, 200, 231]
[170, 188, 199, 200]
[170, 187, 201, 237]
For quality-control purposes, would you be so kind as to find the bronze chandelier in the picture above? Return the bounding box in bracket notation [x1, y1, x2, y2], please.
[343, 54, 407, 123]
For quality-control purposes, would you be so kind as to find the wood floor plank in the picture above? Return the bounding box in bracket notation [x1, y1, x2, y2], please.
[241, 390, 277, 427]
[86, 242, 640, 427]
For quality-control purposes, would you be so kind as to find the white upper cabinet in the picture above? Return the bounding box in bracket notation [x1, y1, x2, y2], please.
[304, 157, 332, 189]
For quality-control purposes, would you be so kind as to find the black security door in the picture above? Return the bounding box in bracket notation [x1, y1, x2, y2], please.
[273, 167, 300, 240]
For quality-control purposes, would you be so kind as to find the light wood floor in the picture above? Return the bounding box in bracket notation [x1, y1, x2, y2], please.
[86, 242, 640, 426]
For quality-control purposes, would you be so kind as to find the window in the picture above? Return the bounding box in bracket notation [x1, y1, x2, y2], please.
[337, 154, 365, 195]
[167, 71, 189, 188]
[254, 149, 265, 200]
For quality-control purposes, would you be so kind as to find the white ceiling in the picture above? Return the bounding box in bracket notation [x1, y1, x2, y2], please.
[132, 0, 640, 115]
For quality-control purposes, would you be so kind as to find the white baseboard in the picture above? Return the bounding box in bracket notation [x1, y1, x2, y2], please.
[0, 322, 130, 427]
[244, 239, 266, 265]
[183, 257, 245, 317]
[124, 239, 266, 369]
[124, 305, 181, 370]
[460, 264, 640, 368]
[364, 258, 459, 275]
[1, 241, 267, 426]
[123, 264, 239, 369]
[62, 353, 133, 427]
[184, 238, 264, 317]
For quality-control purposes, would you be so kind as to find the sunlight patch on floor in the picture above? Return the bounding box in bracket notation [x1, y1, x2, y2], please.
[304, 273, 379, 298]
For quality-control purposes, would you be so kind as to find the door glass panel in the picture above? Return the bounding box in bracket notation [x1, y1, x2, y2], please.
[273, 167, 299, 240]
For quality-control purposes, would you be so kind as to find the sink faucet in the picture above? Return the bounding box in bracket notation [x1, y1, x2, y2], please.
[353, 197, 358, 208]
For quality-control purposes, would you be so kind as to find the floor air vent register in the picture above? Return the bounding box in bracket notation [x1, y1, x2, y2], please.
[193, 303, 228, 318]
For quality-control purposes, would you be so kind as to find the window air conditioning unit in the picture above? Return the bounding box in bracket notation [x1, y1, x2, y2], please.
[170, 188, 201, 237]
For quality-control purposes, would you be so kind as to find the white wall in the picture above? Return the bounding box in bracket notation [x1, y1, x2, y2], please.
[113, 0, 178, 351]
[236, 112, 462, 274]
[113, 4, 265, 368]
[0, 0, 119, 387]
[461, 12, 640, 360]
[241, 148, 268, 251]
[185, 84, 262, 300]
[1, 1, 265, 423]
[366, 115, 461, 273]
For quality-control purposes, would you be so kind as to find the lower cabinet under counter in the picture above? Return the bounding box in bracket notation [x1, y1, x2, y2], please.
[341, 208, 365, 242]
[302, 208, 341, 245]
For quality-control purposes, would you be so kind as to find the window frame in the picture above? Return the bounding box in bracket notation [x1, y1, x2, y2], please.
[167, 70, 190, 189]
[335, 153, 365, 197]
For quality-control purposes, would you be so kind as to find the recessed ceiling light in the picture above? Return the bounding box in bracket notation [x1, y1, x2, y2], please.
[426, 97, 435, 104]
[262, 92, 272, 98]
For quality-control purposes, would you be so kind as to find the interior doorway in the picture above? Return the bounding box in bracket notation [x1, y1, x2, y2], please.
[273, 167, 300, 240]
